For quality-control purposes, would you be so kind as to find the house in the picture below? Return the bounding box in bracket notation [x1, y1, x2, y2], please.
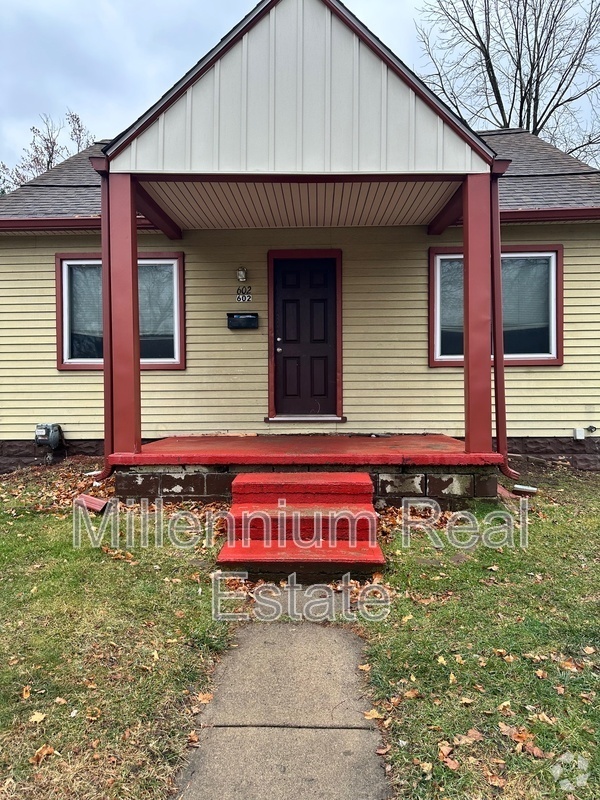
[2, 0, 600, 561]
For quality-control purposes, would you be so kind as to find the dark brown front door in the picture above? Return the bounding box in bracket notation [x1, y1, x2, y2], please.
[274, 258, 337, 416]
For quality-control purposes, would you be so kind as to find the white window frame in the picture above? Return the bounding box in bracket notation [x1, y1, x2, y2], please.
[433, 251, 558, 363]
[61, 258, 182, 367]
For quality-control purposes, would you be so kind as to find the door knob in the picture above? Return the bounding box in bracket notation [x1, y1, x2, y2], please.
[276, 347, 283, 353]
[276, 337, 282, 342]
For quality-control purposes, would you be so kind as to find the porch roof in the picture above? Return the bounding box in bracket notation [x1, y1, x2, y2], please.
[137, 176, 462, 229]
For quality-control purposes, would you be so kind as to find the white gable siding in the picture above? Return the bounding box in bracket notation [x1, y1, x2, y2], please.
[111, 0, 488, 175]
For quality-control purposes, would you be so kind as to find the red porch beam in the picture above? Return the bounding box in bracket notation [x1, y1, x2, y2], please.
[463, 174, 493, 453]
[427, 186, 463, 235]
[108, 173, 142, 454]
[135, 183, 183, 240]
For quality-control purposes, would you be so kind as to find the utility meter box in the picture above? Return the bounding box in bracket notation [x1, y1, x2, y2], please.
[34, 423, 65, 450]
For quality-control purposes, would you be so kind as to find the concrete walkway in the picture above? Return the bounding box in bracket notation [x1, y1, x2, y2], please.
[177, 624, 391, 799]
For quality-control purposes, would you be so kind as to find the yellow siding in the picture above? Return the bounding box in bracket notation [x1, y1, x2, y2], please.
[0, 223, 598, 441]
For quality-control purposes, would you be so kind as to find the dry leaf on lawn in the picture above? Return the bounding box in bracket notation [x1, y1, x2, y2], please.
[197, 693, 213, 704]
[29, 712, 46, 724]
[21, 686, 31, 700]
[29, 744, 54, 766]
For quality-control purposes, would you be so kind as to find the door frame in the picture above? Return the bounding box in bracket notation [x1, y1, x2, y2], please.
[267, 249, 344, 421]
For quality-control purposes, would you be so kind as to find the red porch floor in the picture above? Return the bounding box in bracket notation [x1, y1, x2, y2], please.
[108, 434, 504, 467]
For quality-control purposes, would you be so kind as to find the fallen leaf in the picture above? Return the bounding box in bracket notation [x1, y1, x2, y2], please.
[493, 648, 507, 657]
[364, 708, 385, 720]
[29, 744, 54, 766]
[486, 774, 507, 788]
[487, 565, 499, 571]
[554, 685, 565, 695]
[503, 654, 516, 663]
[401, 613, 414, 624]
[437, 655, 447, 665]
[358, 664, 371, 672]
[459, 697, 475, 705]
[21, 686, 31, 700]
[197, 693, 213, 704]
[443, 756, 460, 770]
[524, 742, 550, 759]
[455, 654, 466, 664]
[29, 712, 46, 724]
[376, 744, 391, 755]
[54, 697, 67, 705]
[583, 646, 596, 655]
[535, 669, 548, 679]
[187, 730, 199, 745]
[404, 689, 422, 700]
[449, 672, 457, 685]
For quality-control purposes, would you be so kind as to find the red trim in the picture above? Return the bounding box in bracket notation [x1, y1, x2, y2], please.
[136, 172, 467, 184]
[90, 156, 109, 175]
[427, 186, 463, 235]
[55, 252, 186, 372]
[135, 182, 183, 240]
[463, 174, 493, 453]
[502, 208, 600, 223]
[267, 249, 343, 421]
[0, 217, 154, 232]
[428, 244, 564, 368]
[492, 159, 512, 176]
[106, 0, 493, 165]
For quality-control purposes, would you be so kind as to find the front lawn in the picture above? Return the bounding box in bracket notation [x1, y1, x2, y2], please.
[0, 460, 229, 799]
[363, 461, 599, 799]
[0, 457, 598, 799]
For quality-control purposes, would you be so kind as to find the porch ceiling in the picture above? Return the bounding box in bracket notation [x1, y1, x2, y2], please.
[138, 178, 461, 229]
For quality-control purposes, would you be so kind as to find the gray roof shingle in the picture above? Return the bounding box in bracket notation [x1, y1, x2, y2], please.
[478, 128, 600, 212]
[0, 142, 105, 219]
[1, 129, 600, 222]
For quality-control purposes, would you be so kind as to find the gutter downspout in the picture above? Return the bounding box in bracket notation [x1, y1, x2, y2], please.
[90, 157, 115, 481]
[491, 161, 519, 480]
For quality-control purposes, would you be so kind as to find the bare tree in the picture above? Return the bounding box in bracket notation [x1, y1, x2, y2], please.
[417, 0, 600, 162]
[0, 110, 94, 193]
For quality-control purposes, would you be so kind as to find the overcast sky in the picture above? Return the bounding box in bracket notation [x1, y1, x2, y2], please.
[0, 0, 423, 167]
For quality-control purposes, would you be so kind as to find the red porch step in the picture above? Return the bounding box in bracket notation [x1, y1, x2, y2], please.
[229, 503, 377, 540]
[217, 539, 386, 567]
[217, 471, 386, 573]
[231, 471, 374, 505]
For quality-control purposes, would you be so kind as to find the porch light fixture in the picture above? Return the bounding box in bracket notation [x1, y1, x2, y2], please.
[237, 267, 248, 282]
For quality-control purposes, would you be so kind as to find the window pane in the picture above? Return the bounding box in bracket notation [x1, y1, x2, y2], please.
[501, 257, 551, 355]
[69, 264, 103, 359]
[439, 258, 464, 356]
[139, 263, 175, 359]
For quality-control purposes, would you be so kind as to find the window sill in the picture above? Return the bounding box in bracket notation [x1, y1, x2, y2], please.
[57, 361, 186, 371]
[429, 357, 563, 368]
[264, 415, 347, 423]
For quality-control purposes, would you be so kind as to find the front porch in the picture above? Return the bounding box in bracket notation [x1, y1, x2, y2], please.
[111, 433, 502, 504]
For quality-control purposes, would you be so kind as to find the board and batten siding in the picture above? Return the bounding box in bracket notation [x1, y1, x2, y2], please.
[0, 223, 598, 442]
[110, 0, 488, 176]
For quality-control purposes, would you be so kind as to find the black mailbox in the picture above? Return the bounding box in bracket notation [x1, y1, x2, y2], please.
[227, 312, 259, 329]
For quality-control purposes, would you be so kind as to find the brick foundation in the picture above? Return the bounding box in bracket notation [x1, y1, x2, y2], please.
[0, 439, 103, 473]
[114, 463, 498, 505]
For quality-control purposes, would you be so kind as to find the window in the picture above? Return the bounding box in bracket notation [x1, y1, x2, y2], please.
[430, 248, 563, 366]
[57, 254, 185, 370]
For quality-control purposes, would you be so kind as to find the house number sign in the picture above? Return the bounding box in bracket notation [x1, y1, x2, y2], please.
[236, 285, 253, 302]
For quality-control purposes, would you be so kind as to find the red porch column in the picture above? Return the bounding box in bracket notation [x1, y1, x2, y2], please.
[107, 173, 141, 453]
[463, 173, 493, 453]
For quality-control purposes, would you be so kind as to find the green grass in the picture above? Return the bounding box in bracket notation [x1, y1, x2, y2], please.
[361, 462, 600, 799]
[0, 457, 598, 799]
[0, 460, 230, 799]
